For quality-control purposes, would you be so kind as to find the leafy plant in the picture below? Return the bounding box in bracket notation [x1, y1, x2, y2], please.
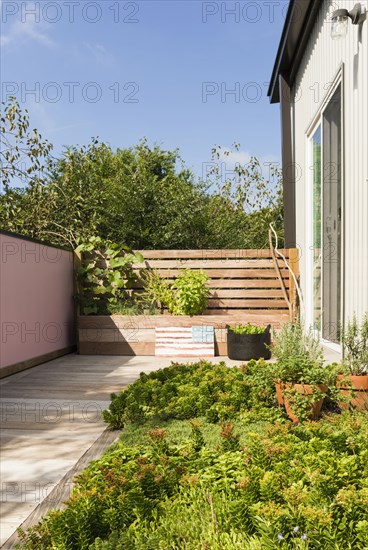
[272, 321, 329, 385]
[340, 313, 368, 376]
[76, 236, 143, 315]
[168, 269, 210, 316]
[229, 323, 266, 335]
[271, 322, 339, 422]
[138, 269, 173, 313]
[138, 268, 210, 316]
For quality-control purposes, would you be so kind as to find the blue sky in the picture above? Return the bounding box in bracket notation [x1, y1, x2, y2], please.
[1, 0, 288, 180]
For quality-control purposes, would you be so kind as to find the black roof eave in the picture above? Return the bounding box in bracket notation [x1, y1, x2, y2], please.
[268, 0, 324, 104]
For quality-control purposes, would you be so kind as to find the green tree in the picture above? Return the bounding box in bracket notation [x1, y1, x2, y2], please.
[202, 144, 284, 249]
[0, 97, 53, 189]
[0, 100, 284, 250]
[0, 97, 55, 240]
[97, 140, 209, 249]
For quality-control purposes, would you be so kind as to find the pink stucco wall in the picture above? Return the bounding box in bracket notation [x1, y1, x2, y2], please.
[0, 232, 75, 369]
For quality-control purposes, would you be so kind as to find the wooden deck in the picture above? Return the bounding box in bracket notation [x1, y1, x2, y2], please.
[0, 352, 244, 548]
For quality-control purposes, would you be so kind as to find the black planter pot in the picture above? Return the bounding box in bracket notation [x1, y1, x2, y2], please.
[227, 325, 271, 361]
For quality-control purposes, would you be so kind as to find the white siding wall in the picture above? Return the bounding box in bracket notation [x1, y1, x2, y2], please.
[293, 0, 368, 326]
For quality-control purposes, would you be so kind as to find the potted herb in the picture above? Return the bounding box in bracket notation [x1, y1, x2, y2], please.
[337, 313, 368, 411]
[227, 323, 271, 361]
[272, 321, 334, 423]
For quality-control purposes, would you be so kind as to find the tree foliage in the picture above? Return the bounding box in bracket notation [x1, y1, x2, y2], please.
[0, 97, 284, 250]
[0, 97, 53, 189]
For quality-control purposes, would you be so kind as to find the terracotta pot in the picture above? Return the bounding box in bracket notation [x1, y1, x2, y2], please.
[336, 375, 368, 411]
[283, 383, 328, 424]
[275, 381, 285, 406]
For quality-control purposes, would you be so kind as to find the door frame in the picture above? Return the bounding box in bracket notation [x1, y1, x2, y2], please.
[305, 67, 345, 351]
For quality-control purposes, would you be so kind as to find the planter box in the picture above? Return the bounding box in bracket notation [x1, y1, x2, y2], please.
[227, 325, 271, 361]
[78, 315, 283, 356]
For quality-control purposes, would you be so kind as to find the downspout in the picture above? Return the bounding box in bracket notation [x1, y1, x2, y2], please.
[279, 75, 296, 248]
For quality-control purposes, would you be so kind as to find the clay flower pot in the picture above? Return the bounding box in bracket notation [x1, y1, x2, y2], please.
[283, 383, 328, 424]
[275, 381, 285, 406]
[337, 375, 368, 411]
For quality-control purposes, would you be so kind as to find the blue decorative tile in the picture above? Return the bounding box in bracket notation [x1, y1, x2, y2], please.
[192, 326, 214, 343]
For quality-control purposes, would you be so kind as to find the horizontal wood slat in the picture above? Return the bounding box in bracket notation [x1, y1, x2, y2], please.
[202, 311, 289, 323]
[138, 249, 291, 259]
[79, 328, 156, 343]
[80, 327, 228, 344]
[79, 314, 289, 330]
[79, 341, 228, 356]
[79, 342, 155, 356]
[134, 268, 289, 279]
[132, 279, 290, 289]
[207, 299, 288, 309]
[207, 289, 285, 298]
[137, 259, 285, 269]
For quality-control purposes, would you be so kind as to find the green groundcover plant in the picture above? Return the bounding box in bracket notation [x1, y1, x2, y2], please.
[102, 360, 279, 429]
[17, 362, 368, 550]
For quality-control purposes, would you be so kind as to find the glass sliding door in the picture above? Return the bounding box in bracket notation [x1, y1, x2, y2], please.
[308, 84, 342, 343]
[311, 126, 322, 332]
[322, 85, 342, 342]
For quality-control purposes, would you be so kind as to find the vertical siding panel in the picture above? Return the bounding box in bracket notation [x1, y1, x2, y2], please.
[293, 0, 368, 327]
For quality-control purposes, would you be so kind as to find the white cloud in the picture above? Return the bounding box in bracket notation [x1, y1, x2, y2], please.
[26, 98, 56, 131]
[23, 99, 84, 138]
[218, 149, 251, 167]
[218, 149, 281, 171]
[1, 16, 55, 48]
[82, 42, 115, 67]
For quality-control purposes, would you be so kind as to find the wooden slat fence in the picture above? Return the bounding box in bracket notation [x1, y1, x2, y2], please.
[78, 248, 299, 356]
[134, 249, 298, 319]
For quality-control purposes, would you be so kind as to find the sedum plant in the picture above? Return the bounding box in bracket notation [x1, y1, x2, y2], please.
[340, 313, 368, 376]
[102, 359, 278, 429]
[229, 323, 266, 335]
[17, 392, 368, 550]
